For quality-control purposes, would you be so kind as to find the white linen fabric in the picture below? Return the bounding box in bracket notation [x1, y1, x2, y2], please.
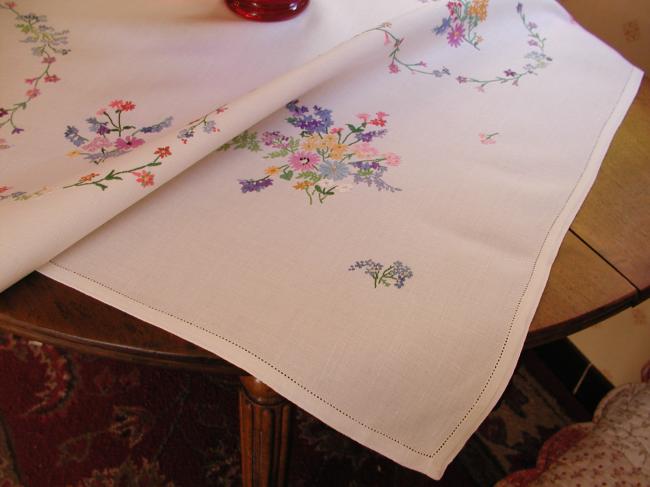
[0, 0, 643, 478]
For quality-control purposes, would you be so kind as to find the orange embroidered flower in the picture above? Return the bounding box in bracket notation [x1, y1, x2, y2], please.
[264, 166, 280, 176]
[79, 172, 100, 182]
[469, 0, 489, 21]
[293, 181, 313, 190]
[154, 146, 172, 158]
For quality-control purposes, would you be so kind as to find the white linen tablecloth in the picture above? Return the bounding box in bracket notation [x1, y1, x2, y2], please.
[0, 0, 642, 478]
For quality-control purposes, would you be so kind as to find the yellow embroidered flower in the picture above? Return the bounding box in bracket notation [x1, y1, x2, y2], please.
[329, 144, 348, 161]
[264, 165, 280, 176]
[469, 0, 488, 21]
[319, 134, 338, 150]
[293, 181, 313, 190]
[67, 150, 81, 158]
[301, 134, 321, 151]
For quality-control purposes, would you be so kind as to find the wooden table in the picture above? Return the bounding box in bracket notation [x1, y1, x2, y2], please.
[1, 77, 648, 486]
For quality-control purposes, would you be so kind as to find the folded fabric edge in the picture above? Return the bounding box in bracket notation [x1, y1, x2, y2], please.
[0, 3, 441, 293]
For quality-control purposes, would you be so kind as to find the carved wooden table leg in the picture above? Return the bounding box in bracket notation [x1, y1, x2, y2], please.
[239, 376, 292, 487]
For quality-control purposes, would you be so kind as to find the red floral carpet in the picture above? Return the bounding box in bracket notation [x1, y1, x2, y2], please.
[0, 332, 582, 486]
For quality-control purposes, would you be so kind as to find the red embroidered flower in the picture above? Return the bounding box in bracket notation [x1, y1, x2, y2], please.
[109, 99, 123, 109]
[26, 88, 41, 98]
[0, 186, 10, 193]
[154, 146, 171, 158]
[119, 101, 136, 112]
[41, 56, 56, 64]
[132, 170, 155, 187]
[44, 74, 60, 83]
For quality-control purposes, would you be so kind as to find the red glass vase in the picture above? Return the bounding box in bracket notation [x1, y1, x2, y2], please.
[226, 0, 309, 21]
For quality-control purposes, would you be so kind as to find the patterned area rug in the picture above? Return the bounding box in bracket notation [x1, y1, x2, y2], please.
[0, 332, 585, 486]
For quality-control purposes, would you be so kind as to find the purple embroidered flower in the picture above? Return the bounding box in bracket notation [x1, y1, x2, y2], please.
[456, 76, 468, 83]
[527, 22, 537, 30]
[447, 23, 465, 47]
[239, 177, 273, 193]
[516, 3, 523, 14]
[286, 100, 333, 135]
[433, 16, 452, 35]
[504, 69, 517, 77]
[0, 108, 8, 117]
[355, 129, 387, 143]
[528, 39, 538, 46]
[261, 130, 290, 149]
[96, 124, 110, 135]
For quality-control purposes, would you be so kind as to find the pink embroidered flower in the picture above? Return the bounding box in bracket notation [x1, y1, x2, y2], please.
[154, 146, 171, 158]
[41, 56, 56, 64]
[353, 142, 380, 158]
[388, 62, 400, 74]
[109, 99, 123, 109]
[132, 170, 155, 187]
[82, 136, 113, 152]
[25, 88, 40, 98]
[384, 152, 401, 166]
[96, 107, 107, 116]
[44, 74, 60, 83]
[479, 133, 498, 144]
[447, 23, 465, 47]
[5, 2, 17, 8]
[356, 113, 370, 123]
[24, 78, 36, 85]
[383, 31, 391, 46]
[330, 127, 343, 134]
[115, 136, 145, 151]
[288, 151, 319, 172]
[504, 69, 517, 77]
[0, 186, 10, 193]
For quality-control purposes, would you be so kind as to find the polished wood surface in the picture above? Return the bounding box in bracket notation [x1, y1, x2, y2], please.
[0, 272, 239, 374]
[526, 231, 636, 348]
[239, 377, 292, 487]
[571, 77, 650, 297]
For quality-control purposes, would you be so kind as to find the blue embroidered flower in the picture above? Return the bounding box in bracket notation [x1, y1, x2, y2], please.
[317, 161, 350, 181]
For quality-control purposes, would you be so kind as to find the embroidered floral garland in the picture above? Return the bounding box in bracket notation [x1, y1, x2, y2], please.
[223, 100, 402, 206]
[377, 2, 552, 90]
[177, 105, 227, 144]
[0, 1, 70, 139]
[61, 104, 228, 192]
[374, 22, 450, 76]
[349, 259, 414, 289]
[64, 146, 172, 191]
[455, 2, 552, 90]
[65, 100, 173, 165]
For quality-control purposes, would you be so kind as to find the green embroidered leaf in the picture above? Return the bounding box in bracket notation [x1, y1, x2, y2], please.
[217, 130, 261, 152]
[288, 138, 300, 151]
[314, 185, 323, 193]
[279, 170, 293, 181]
[346, 124, 363, 133]
[266, 149, 289, 158]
